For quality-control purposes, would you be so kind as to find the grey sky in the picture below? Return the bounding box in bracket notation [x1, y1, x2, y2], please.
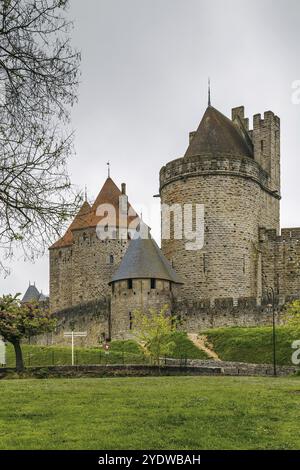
[1, 0, 300, 296]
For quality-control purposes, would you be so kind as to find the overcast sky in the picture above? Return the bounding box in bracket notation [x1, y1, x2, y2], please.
[1, 0, 300, 296]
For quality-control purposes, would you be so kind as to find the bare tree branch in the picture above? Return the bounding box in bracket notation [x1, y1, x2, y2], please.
[0, 0, 81, 275]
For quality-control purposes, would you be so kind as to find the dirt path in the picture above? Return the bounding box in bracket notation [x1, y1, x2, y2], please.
[188, 333, 221, 361]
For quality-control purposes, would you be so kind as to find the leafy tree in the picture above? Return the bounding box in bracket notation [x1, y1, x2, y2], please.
[0, 294, 56, 371]
[132, 305, 178, 365]
[0, 0, 81, 275]
[283, 300, 300, 328]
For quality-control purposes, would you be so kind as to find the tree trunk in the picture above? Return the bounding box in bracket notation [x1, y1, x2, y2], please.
[12, 341, 24, 372]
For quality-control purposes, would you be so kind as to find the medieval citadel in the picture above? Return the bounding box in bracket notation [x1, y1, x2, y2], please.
[43, 102, 300, 344]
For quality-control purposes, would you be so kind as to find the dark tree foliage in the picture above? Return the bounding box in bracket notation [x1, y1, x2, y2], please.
[0, 0, 81, 274]
[0, 293, 56, 370]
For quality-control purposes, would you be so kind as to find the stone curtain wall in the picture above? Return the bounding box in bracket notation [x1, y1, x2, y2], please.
[33, 297, 110, 347]
[174, 297, 284, 332]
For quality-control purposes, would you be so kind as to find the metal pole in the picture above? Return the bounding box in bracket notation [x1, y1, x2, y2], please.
[71, 331, 74, 366]
[266, 287, 277, 377]
[271, 288, 277, 377]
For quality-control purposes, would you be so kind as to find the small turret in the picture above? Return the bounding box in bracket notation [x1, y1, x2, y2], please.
[110, 234, 182, 339]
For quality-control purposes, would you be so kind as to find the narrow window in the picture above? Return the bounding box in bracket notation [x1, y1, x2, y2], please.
[203, 253, 207, 273]
[150, 278, 156, 289]
[127, 279, 133, 289]
[129, 312, 133, 330]
[109, 254, 114, 264]
[260, 140, 264, 153]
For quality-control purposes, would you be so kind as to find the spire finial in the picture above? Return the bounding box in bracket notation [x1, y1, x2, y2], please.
[208, 77, 211, 106]
[107, 161, 110, 178]
[84, 185, 88, 202]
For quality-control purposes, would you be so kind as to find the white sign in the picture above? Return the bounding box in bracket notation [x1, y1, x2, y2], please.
[63, 331, 87, 366]
[0, 338, 6, 365]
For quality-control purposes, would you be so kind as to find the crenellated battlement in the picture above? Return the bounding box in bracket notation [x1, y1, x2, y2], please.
[259, 227, 300, 243]
[160, 153, 278, 198]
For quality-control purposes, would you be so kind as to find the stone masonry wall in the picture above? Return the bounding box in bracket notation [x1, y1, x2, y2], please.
[260, 227, 300, 303]
[111, 278, 173, 339]
[49, 227, 129, 313]
[161, 172, 262, 303]
[174, 296, 284, 332]
[160, 152, 280, 305]
[32, 298, 110, 347]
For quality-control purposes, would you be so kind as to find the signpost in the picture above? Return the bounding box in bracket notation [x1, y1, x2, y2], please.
[63, 331, 87, 366]
[102, 342, 110, 355]
[0, 337, 6, 366]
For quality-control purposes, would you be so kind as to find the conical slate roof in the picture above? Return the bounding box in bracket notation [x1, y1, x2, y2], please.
[184, 106, 253, 159]
[49, 200, 92, 249]
[110, 235, 183, 284]
[38, 292, 48, 302]
[22, 284, 41, 303]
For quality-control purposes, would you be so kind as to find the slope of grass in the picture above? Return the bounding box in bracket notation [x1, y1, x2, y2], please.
[0, 376, 299, 449]
[204, 326, 300, 365]
[167, 332, 208, 359]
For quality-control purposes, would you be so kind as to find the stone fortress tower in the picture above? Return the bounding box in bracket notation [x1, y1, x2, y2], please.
[47, 98, 300, 342]
[49, 177, 139, 313]
[160, 102, 299, 326]
[110, 234, 182, 339]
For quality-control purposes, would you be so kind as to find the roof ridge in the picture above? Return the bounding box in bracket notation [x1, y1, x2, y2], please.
[184, 105, 253, 159]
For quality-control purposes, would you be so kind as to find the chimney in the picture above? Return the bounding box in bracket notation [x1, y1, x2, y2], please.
[121, 183, 126, 195]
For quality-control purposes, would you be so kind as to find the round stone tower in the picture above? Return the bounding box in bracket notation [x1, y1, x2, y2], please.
[159, 104, 281, 305]
[110, 234, 182, 339]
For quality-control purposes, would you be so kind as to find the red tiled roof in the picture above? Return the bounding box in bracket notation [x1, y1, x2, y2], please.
[49, 178, 139, 250]
[88, 177, 138, 228]
[49, 200, 91, 249]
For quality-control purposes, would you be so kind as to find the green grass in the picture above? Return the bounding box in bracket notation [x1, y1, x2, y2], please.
[5, 340, 146, 368]
[167, 332, 208, 359]
[4, 334, 207, 367]
[0, 376, 299, 449]
[204, 326, 300, 365]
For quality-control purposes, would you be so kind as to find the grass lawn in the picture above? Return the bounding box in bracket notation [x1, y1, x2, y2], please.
[0, 376, 300, 449]
[5, 340, 146, 368]
[204, 326, 300, 365]
[4, 333, 207, 368]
